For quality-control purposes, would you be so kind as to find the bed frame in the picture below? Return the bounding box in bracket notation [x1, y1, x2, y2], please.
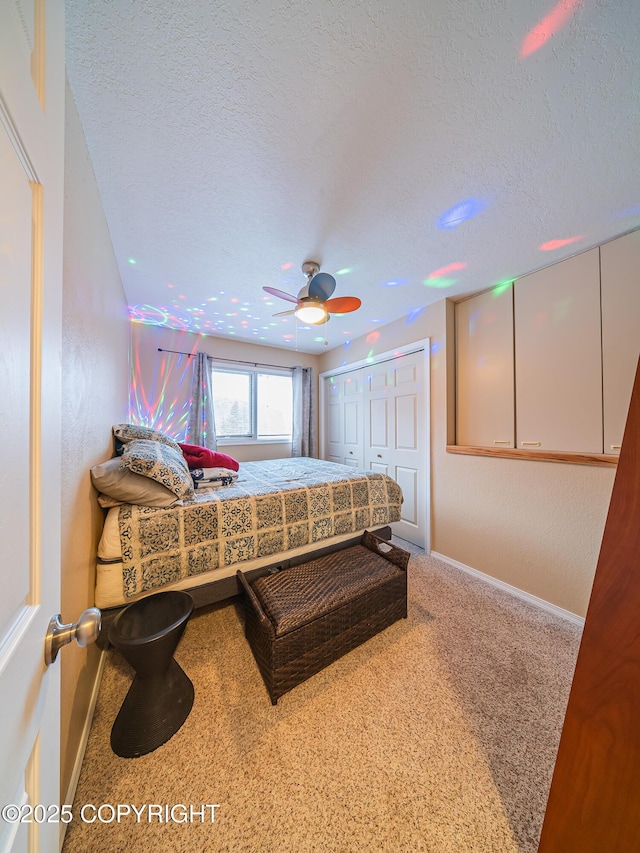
[97, 525, 392, 647]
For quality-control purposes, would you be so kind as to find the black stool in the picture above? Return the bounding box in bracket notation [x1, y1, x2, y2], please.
[109, 590, 194, 758]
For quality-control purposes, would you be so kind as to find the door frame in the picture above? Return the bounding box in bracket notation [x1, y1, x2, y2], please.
[319, 339, 431, 553]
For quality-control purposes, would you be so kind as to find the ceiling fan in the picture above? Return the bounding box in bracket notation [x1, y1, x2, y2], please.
[263, 261, 361, 325]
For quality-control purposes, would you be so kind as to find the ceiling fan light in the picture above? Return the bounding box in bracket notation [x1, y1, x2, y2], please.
[295, 302, 327, 324]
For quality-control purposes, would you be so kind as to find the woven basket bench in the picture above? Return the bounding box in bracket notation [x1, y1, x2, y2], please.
[237, 530, 409, 704]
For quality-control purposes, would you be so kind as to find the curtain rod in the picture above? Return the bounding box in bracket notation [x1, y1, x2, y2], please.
[157, 348, 295, 371]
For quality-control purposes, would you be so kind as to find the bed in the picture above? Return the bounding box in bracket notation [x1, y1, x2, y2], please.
[95, 456, 404, 622]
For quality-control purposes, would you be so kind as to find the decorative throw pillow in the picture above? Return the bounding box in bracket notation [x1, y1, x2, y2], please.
[191, 467, 239, 488]
[112, 423, 181, 453]
[178, 442, 240, 471]
[90, 457, 179, 508]
[119, 439, 194, 501]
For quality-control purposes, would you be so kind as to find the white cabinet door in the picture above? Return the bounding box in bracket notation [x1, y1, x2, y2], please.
[514, 248, 603, 452]
[601, 230, 640, 454]
[323, 369, 364, 467]
[363, 352, 427, 548]
[456, 284, 515, 447]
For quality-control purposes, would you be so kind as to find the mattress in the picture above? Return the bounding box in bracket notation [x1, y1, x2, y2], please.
[95, 457, 403, 609]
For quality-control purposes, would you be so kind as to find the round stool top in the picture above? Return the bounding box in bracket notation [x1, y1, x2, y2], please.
[109, 590, 194, 646]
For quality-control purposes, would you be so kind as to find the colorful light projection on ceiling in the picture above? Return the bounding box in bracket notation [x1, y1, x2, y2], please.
[436, 198, 487, 230]
[127, 261, 358, 347]
[129, 340, 197, 439]
[520, 0, 583, 59]
[130, 304, 194, 331]
[424, 261, 468, 289]
[613, 203, 640, 220]
[539, 235, 584, 251]
[381, 277, 409, 288]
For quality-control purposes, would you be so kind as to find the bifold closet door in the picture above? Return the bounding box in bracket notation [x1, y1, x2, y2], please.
[363, 352, 426, 548]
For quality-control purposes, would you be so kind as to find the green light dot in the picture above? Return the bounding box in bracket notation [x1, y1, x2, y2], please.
[423, 277, 456, 289]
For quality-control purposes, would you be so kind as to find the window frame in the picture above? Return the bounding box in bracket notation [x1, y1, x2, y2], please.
[210, 364, 293, 445]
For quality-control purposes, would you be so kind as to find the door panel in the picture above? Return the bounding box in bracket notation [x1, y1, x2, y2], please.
[369, 397, 388, 448]
[0, 132, 32, 640]
[369, 369, 388, 392]
[395, 363, 417, 386]
[344, 401, 359, 445]
[327, 401, 340, 443]
[370, 461, 388, 475]
[395, 395, 417, 450]
[0, 2, 64, 851]
[396, 466, 418, 526]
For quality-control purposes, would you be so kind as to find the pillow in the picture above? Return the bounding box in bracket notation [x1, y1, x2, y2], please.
[90, 457, 179, 508]
[191, 467, 239, 489]
[112, 424, 181, 454]
[178, 442, 240, 471]
[119, 439, 194, 501]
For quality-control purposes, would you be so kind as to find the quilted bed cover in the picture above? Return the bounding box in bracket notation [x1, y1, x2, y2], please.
[117, 457, 403, 600]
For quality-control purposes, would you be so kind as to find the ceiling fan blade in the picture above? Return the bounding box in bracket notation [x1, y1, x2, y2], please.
[325, 296, 362, 314]
[263, 286, 300, 304]
[308, 272, 336, 301]
[273, 309, 296, 317]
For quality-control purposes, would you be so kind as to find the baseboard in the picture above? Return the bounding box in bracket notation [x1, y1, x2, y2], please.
[430, 551, 585, 628]
[59, 648, 107, 851]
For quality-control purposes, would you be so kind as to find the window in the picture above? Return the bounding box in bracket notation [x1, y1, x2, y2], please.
[211, 366, 293, 442]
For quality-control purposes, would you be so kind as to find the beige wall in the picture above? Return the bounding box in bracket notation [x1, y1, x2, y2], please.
[60, 84, 130, 799]
[130, 323, 320, 461]
[319, 301, 615, 618]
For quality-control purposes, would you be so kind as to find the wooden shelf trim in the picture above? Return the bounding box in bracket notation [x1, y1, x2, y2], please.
[446, 444, 618, 467]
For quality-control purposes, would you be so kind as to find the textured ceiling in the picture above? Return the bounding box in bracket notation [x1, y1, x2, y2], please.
[65, 0, 640, 354]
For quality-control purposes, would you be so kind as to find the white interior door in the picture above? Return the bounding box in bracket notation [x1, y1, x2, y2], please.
[0, 2, 64, 851]
[363, 351, 428, 548]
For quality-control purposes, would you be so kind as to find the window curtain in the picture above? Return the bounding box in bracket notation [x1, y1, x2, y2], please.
[291, 366, 316, 457]
[187, 352, 217, 450]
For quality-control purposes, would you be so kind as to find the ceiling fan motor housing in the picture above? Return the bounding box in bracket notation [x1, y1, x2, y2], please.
[301, 260, 320, 278]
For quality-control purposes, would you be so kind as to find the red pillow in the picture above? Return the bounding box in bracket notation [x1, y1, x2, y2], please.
[178, 443, 240, 471]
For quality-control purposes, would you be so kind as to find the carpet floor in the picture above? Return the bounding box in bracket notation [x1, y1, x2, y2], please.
[62, 543, 581, 852]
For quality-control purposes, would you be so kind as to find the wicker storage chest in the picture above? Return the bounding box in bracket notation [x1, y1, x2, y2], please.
[237, 531, 409, 704]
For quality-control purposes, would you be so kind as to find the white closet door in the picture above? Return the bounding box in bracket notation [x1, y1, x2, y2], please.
[363, 351, 427, 548]
[324, 369, 364, 467]
[601, 230, 640, 454]
[514, 247, 603, 453]
[456, 284, 515, 447]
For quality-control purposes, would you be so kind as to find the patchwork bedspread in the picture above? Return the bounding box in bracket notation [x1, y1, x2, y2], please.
[118, 457, 403, 599]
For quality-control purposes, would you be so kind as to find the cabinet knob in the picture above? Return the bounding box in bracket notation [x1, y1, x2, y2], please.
[611, 445, 621, 450]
